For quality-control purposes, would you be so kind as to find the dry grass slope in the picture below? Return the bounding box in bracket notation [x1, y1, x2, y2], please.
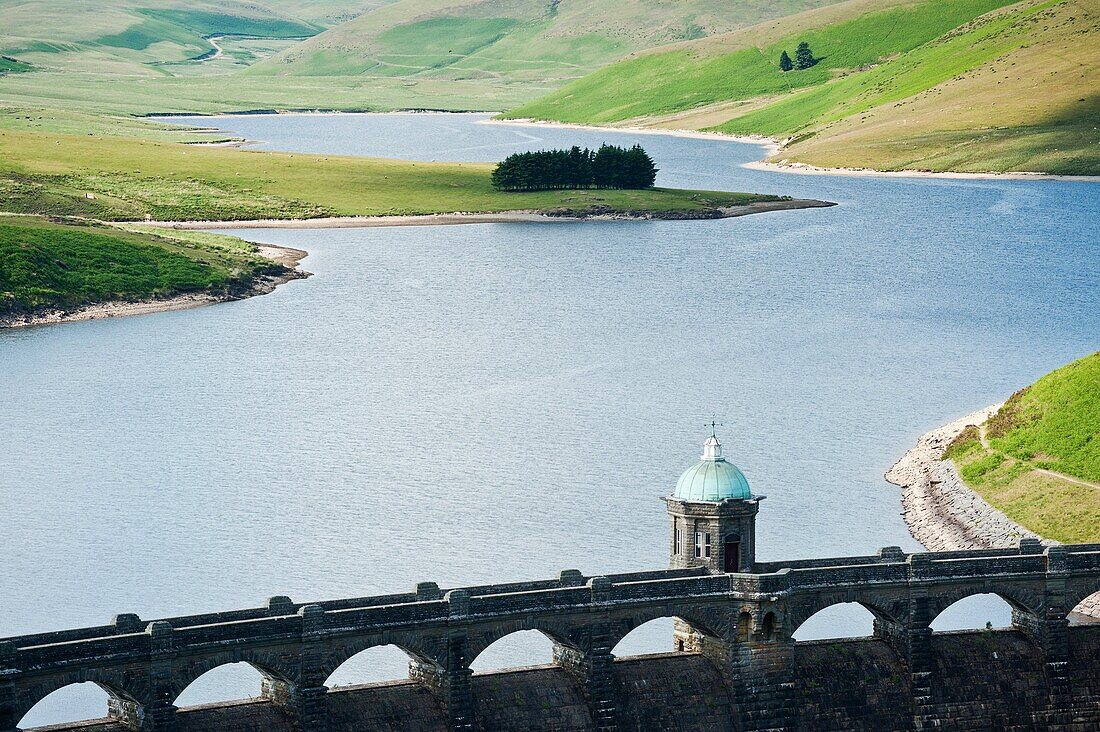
[507, 0, 1100, 174]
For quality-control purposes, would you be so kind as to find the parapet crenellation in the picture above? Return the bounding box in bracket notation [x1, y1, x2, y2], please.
[2, 541, 1099, 731]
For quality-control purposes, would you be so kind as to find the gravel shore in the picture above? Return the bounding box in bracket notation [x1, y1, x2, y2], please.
[886, 405, 1098, 619]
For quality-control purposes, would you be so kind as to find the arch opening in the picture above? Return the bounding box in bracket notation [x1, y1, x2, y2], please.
[469, 629, 558, 674]
[930, 593, 1014, 632]
[325, 644, 418, 689]
[723, 533, 742, 573]
[736, 612, 752, 643]
[17, 682, 121, 731]
[762, 612, 777, 642]
[1070, 590, 1100, 624]
[611, 616, 718, 658]
[173, 662, 272, 708]
[792, 602, 878, 642]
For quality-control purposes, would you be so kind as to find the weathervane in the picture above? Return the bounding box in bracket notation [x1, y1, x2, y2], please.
[705, 418, 723, 437]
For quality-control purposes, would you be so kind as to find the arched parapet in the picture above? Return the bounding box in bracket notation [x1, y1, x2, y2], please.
[1064, 580, 1100, 618]
[924, 582, 1045, 627]
[167, 647, 302, 704]
[320, 632, 448, 680]
[604, 600, 732, 653]
[10, 668, 149, 730]
[464, 618, 582, 666]
[786, 589, 907, 635]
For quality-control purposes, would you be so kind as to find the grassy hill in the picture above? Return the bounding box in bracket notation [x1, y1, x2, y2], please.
[0, 128, 780, 221]
[0, 215, 286, 319]
[945, 352, 1100, 544]
[506, 0, 1099, 175]
[0, 0, 846, 116]
[0, 0, 377, 76]
[246, 0, 845, 103]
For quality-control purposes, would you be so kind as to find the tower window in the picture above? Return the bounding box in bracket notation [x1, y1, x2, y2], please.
[704, 533, 712, 558]
[674, 528, 682, 555]
[694, 531, 703, 558]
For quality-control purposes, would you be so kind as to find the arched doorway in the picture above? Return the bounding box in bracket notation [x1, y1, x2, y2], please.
[723, 533, 741, 572]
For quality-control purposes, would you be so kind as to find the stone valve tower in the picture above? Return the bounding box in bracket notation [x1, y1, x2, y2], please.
[663, 430, 764, 573]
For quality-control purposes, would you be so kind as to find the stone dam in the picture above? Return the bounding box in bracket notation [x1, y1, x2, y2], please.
[5, 435, 1098, 731]
[3, 542, 1100, 732]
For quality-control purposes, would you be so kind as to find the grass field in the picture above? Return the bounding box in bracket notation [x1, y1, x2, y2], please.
[0, 128, 780, 221]
[945, 353, 1100, 544]
[0, 215, 282, 317]
[505, 0, 1099, 175]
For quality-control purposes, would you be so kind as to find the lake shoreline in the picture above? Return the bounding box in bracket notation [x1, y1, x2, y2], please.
[0, 242, 309, 330]
[161, 111, 1096, 181]
[886, 406, 1100, 619]
[884, 403, 1051, 552]
[135, 198, 836, 230]
[489, 117, 1099, 182]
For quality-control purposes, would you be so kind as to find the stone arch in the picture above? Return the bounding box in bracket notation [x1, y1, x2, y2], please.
[761, 612, 777, 642]
[926, 584, 1044, 628]
[786, 591, 904, 635]
[790, 602, 881, 642]
[465, 619, 580, 668]
[13, 670, 146, 730]
[606, 603, 731, 658]
[469, 630, 560, 673]
[605, 603, 730, 652]
[610, 617, 686, 658]
[169, 649, 299, 703]
[1065, 580, 1100, 618]
[736, 611, 752, 642]
[321, 634, 446, 680]
[324, 644, 421, 688]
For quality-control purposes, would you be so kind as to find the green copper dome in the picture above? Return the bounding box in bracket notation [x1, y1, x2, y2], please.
[673, 435, 751, 501]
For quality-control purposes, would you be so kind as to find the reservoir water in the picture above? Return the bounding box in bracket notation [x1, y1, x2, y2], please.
[3, 113, 1098, 726]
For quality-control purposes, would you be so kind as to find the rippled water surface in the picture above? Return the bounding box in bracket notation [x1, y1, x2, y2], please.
[3, 113, 1098, 725]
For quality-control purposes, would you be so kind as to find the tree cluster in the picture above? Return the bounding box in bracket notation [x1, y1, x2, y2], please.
[779, 41, 816, 71]
[491, 144, 658, 191]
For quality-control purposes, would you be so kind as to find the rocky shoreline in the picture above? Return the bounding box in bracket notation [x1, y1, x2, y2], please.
[0, 243, 309, 329]
[886, 405, 1099, 619]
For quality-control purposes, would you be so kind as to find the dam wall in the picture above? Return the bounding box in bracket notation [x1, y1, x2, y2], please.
[28, 627, 1100, 731]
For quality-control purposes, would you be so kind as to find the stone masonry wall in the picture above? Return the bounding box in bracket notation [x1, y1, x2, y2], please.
[31, 627, 1100, 732]
[614, 653, 738, 731]
[790, 638, 912, 731]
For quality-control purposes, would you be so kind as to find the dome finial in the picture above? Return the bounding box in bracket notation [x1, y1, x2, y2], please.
[702, 419, 724, 461]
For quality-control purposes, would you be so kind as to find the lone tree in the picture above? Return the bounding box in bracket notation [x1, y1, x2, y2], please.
[779, 50, 793, 72]
[795, 41, 815, 69]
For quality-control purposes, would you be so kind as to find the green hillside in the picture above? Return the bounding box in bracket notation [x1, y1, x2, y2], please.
[247, 0, 845, 102]
[0, 0, 846, 117]
[506, 0, 1099, 175]
[945, 352, 1100, 544]
[0, 215, 285, 319]
[0, 0, 372, 76]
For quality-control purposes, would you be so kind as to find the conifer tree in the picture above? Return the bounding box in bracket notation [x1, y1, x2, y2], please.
[490, 144, 656, 191]
[779, 50, 793, 72]
[795, 41, 815, 70]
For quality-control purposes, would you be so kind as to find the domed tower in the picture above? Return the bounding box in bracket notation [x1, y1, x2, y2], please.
[663, 431, 763, 573]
